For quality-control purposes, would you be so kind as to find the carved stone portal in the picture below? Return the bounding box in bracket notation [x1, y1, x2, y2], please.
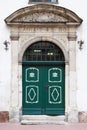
[5, 4, 83, 123]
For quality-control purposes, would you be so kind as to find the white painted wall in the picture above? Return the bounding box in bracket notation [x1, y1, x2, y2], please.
[60, 1, 87, 111]
[0, 0, 28, 111]
[0, 0, 87, 111]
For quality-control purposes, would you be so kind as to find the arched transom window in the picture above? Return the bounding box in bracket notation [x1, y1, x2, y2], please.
[23, 41, 65, 62]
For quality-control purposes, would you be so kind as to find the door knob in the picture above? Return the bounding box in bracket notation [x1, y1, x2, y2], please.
[44, 85, 49, 89]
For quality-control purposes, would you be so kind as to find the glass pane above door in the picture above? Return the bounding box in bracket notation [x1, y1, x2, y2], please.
[23, 41, 65, 62]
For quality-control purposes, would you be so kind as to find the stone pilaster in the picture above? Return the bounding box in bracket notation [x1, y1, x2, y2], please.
[9, 34, 20, 122]
[67, 33, 78, 122]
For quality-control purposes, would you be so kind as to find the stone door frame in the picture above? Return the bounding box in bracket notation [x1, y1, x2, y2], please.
[5, 4, 83, 123]
[9, 35, 77, 123]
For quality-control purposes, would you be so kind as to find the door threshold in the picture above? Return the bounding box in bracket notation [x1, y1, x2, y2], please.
[21, 115, 67, 125]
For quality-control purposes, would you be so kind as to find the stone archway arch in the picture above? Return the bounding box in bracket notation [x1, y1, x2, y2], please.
[18, 36, 69, 64]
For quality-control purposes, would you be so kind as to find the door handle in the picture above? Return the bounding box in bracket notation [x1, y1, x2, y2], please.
[44, 85, 49, 89]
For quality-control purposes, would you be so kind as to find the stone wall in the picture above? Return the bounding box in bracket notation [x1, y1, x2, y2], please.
[0, 111, 9, 123]
[78, 111, 87, 123]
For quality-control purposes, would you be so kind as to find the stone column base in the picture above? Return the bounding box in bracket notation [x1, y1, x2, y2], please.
[9, 107, 21, 123]
[68, 110, 78, 123]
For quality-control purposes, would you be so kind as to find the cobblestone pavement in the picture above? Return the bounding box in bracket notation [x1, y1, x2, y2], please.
[0, 123, 87, 130]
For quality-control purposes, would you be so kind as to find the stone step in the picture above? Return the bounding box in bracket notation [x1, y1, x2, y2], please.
[21, 115, 66, 125]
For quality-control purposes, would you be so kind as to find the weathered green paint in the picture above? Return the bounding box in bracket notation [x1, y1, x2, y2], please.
[22, 63, 65, 115]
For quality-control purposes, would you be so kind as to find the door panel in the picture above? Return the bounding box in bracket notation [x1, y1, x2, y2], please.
[22, 65, 43, 115]
[22, 64, 65, 115]
[44, 65, 65, 115]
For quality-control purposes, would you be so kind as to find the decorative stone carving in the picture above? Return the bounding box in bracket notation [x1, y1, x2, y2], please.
[18, 27, 68, 33]
[5, 4, 83, 26]
[13, 12, 68, 23]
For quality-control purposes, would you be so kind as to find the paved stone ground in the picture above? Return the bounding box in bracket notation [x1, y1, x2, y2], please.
[0, 123, 87, 130]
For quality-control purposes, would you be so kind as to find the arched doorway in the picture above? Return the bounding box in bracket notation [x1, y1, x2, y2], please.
[5, 3, 83, 122]
[22, 41, 65, 115]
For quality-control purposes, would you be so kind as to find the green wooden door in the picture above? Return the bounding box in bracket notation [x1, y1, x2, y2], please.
[44, 65, 65, 115]
[22, 63, 65, 115]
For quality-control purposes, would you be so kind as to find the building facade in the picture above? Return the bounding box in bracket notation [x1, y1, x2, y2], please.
[0, 0, 87, 123]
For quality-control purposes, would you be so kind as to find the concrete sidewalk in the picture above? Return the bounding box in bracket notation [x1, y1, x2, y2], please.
[0, 123, 87, 130]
